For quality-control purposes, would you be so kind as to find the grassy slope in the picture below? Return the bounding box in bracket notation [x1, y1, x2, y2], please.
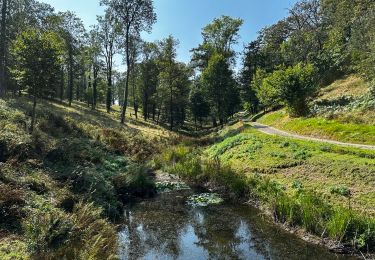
[0, 97, 175, 259]
[257, 76, 375, 145]
[206, 122, 375, 216]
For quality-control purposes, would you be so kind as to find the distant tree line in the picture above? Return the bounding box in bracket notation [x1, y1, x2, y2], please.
[0, 0, 374, 131]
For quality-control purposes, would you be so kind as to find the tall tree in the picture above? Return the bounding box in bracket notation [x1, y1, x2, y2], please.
[0, 0, 7, 97]
[88, 28, 102, 110]
[128, 34, 142, 119]
[158, 36, 179, 130]
[11, 29, 63, 132]
[201, 53, 238, 127]
[58, 11, 85, 106]
[97, 10, 119, 113]
[139, 42, 159, 121]
[191, 16, 243, 70]
[101, 0, 156, 124]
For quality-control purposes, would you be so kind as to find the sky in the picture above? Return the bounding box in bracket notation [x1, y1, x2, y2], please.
[39, 0, 298, 71]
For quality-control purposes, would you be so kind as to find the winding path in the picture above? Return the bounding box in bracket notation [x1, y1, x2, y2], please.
[248, 122, 375, 150]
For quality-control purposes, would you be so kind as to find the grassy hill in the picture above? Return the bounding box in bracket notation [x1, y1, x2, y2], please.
[257, 76, 375, 145]
[0, 98, 176, 259]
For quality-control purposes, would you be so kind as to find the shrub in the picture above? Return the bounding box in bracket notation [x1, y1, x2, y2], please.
[24, 208, 73, 256]
[113, 164, 156, 200]
[258, 63, 317, 116]
[0, 184, 25, 231]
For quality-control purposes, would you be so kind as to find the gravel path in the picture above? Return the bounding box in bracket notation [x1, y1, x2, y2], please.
[250, 122, 375, 150]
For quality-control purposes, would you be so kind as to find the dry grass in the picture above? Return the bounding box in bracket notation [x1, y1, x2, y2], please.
[318, 75, 368, 100]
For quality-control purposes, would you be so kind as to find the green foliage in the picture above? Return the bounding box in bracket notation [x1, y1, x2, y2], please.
[24, 208, 73, 255]
[330, 185, 351, 197]
[253, 68, 280, 110]
[257, 63, 317, 116]
[113, 164, 156, 199]
[189, 85, 210, 127]
[187, 193, 224, 207]
[11, 29, 63, 98]
[201, 53, 240, 124]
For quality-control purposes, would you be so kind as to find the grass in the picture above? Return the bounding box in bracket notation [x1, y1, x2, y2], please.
[258, 110, 375, 145]
[0, 97, 176, 258]
[257, 75, 375, 145]
[318, 75, 368, 100]
[154, 121, 375, 253]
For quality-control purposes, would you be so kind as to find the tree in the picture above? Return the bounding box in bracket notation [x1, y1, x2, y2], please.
[253, 69, 281, 111]
[11, 29, 63, 132]
[139, 42, 159, 121]
[97, 10, 120, 113]
[88, 28, 102, 110]
[128, 34, 142, 119]
[58, 11, 85, 106]
[201, 53, 239, 127]
[158, 36, 179, 130]
[257, 63, 317, 116]
[101, 0, 156, 124]
[0, 0, 7, 97]
[240, 39, 264, 113]
[191, 16, 243, 70]
[189, 84, 210, 129]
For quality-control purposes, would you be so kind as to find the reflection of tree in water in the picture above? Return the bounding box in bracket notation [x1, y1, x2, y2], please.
[190, 206, 261, 259]
[118, 193, 350, 260]
[119, 192, 190, 259]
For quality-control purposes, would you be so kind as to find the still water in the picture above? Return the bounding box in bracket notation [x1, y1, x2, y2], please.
[118, 189, 355, 260]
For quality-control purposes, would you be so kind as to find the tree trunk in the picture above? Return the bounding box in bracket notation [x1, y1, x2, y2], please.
[120, 28, 131, 124]
[30, 86, 37, 133]
[106, 64, 112, 113]
[170, 85, 173, 131]
[131, 68, 138, 119]
[0, 0, 8, 97]
[152, 103, 156, 121]
[212, 116, 217, 127]
[60, 67, 64, 102]
[92, 65, 98, 110]
[68, 42, 74, 106]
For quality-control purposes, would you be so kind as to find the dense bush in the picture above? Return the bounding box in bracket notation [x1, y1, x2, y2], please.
[113, 164, 156, 199]
[255, 63, 318, 116]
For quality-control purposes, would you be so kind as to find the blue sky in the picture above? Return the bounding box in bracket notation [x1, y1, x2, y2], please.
[40, 0, 298, 70]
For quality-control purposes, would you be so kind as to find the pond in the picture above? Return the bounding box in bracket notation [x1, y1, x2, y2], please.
[118, 189, 355, 260]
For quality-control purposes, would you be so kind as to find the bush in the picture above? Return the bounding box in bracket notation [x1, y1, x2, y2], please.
[0, 184, 25, 231]
[24, 208, 73, 256]
[113, 164, 156, 200]
[257, 63, 317, 116]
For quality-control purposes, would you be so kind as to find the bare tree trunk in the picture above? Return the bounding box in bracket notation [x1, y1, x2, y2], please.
[68, 42, 74, 106]
[131, 69, 138, 119]
[30, 86, 37, 133]
[60, 67, 64, 102]
[121, 29, 131, 124]
[106, 72, 112, 113]
[0, 0, 8, 97]
[92, 64, 99, 110]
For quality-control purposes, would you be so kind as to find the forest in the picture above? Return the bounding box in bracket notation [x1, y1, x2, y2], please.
[0, 0, 374, 259]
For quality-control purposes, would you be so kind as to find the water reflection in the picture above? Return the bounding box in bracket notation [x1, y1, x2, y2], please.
[118, 190, 353, 260]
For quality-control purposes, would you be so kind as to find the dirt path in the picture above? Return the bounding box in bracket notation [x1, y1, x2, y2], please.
[249, 122, 375, 150]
